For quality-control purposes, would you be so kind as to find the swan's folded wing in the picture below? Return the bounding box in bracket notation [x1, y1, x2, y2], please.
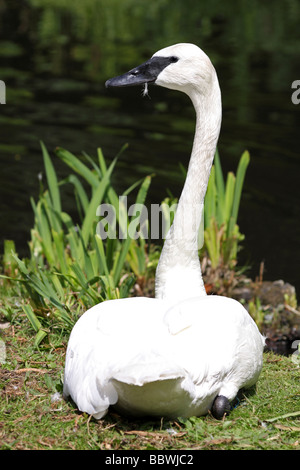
[63, 298, 168, 417]
[63, 324, 118, 418]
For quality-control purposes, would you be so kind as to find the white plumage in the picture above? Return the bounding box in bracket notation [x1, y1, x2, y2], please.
[63, 44, 265, 420]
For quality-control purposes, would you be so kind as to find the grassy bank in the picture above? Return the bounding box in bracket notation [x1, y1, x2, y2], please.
[0, 312, 299, 450]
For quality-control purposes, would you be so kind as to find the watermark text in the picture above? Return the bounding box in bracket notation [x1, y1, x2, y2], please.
[96, 196, 204, 248]
[291, 80, 300, 105]
[0, 80, 6, 104]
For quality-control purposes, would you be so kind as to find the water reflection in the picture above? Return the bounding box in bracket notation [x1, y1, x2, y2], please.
[0, 0, 299, 293]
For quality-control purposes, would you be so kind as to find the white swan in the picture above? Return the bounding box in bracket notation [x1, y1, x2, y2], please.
[63, 43, 265, 420]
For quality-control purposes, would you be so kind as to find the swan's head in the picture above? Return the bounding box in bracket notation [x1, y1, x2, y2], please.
[105, 43, 217, 97]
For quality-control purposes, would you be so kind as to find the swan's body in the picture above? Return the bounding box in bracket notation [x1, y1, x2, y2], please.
[64, 296, 263, 419]
[64, 44, 264, 420]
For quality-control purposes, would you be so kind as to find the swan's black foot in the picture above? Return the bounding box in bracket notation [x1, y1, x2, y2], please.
[211, 395, 231, 420]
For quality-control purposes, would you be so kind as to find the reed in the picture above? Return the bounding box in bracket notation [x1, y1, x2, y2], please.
[1, 143, 154, 340]
[203, 149, 250, 269]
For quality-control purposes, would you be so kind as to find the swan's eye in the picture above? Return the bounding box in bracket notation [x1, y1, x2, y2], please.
[169, 56, 179, 63]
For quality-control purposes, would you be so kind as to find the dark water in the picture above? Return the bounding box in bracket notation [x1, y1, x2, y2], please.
[0, 0, 299, 294]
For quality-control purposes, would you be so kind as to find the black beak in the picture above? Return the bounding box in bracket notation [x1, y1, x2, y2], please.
[105, 56, 179, 88]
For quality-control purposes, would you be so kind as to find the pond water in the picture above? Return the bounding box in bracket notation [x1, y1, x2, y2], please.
[0, 0, 299, 294]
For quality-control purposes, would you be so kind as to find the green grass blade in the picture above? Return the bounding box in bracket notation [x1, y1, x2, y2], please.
[13, 253, 30, 276]
[41, 142, 62, 215]
[224, 172, 236, 225]
[81, 156, 118, 245]
[94, 234, 110, 277]
[31, 195, 57, 265]
[82, 150, 102, 178]
[78, 229, 95, 280]
[51, 229, 68, 274]
[111, 236, 132, 286]
[214, 149, 226, 225]
[214, 148, 225, 196]
[51, 272, 66, 299]
[61, 174, 89, 215]
[33, 329, 48, 347]
[55, 147, 99, 189]
[135, 175, 151, 206]
[3, 240, 18, 274]
[231, 150, 250, 225]
[22, 304, 42, 333]
[227, 151, 250, 236]
[36, 200, 56, 265]
[97, 147, 108, 175]
[110, 143, 129, 162]
[119, 274, 136, 298]
[22, 305, 48, 347]
[70, 263, 100, 304]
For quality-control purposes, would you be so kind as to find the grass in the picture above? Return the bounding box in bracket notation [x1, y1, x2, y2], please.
[0, 316, 299, 450]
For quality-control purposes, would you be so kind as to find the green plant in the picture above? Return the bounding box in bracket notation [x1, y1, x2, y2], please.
[203, 149, 250, 269]
[1, 143, 155, 335]
[248, 297, 265, 330]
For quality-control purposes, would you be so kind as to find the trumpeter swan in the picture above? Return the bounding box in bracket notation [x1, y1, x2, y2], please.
[63, 43, 264, 420]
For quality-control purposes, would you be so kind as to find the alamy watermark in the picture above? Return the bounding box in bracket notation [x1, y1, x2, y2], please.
[291, 80, 300, 105]
[0, 80, 6, 104]
[0, 339, 6, 364]
[1, 79, 298, 105]
[291, 340, 300, 365]
[96, 196, 204, 248]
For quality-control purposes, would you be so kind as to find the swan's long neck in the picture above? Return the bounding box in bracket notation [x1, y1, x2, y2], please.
[155, 73, 222, 303]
